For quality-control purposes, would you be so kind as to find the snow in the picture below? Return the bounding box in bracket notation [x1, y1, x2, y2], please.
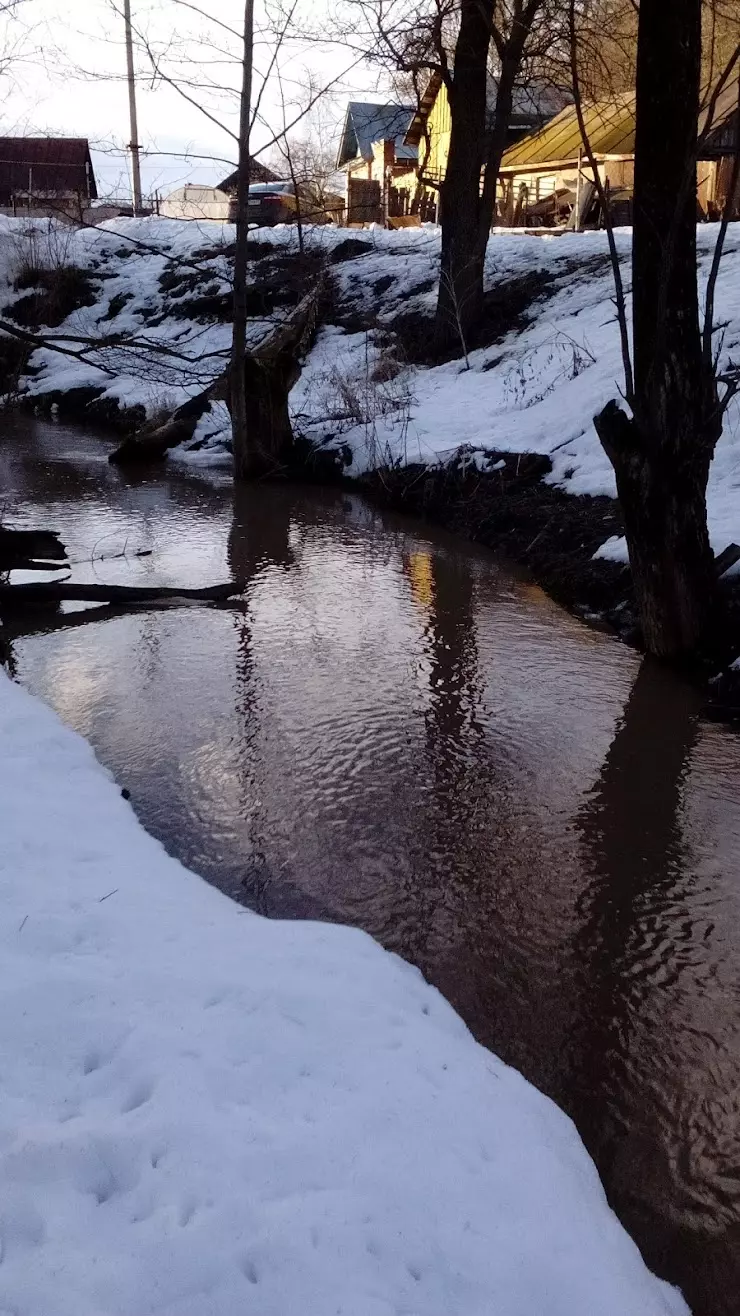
[594, 535, 630, 564]
[1, 214, 738, 560]
[0, 664, 689, 1316]
[169, 399, 233, 468]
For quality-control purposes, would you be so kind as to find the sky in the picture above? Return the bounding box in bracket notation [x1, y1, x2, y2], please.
[1, 0, 386, 199]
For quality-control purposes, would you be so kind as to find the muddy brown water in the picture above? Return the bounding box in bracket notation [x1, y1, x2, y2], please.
[2, 413, 740, 1315]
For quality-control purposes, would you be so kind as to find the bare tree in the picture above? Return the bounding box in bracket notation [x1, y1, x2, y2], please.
[434, 0, 554, 354]
[3, 0, 360, 478]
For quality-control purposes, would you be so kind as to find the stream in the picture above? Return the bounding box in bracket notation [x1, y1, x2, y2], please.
[2, 413, 740, 1316]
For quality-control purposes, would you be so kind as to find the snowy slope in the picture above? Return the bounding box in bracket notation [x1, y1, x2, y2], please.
[293, 225, 740, 563]
[0, 666, 689, 1316]
[1, 215, 739, 558]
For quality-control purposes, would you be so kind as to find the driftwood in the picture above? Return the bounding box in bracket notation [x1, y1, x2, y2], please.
[0, 580, 245, 611]
[2, 595, 244, 645]
[0, 527, 247, 668]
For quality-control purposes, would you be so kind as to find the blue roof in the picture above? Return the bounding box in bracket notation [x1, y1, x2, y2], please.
[337, 102, 418, 169]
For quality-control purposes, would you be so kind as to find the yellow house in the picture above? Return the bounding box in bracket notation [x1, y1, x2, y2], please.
[398, 72, 571, 223]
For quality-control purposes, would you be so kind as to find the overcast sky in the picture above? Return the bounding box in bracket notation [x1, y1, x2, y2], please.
[2, 0, 385, 199]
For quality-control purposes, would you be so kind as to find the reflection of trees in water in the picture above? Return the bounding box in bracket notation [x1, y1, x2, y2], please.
[224, 486, 296, 910]
[569, 660, 740, 1312]
[228, 485, 296, 580]
[422, 551, 481, 773]
[395, 548, 482, 967]
[399, 548, 544, 1055]
[572, 661, 699, 1100]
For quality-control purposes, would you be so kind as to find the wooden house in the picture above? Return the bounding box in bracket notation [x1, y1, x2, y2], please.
[0, 138, 97, 221]
[395, 73, 571, 222]
[498, 93, 636, 227]
[698, 74, 740, 218]
[336, 102, 417, 224]
[498, 73, 740, 228]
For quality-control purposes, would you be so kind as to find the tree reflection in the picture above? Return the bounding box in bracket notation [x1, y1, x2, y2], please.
[398, 546, 491, 977]
[227, 483, 296, 580]
[406, 546, 482, 763]
[223, 485, 296, 910]
[225, 483, 337, 921]
[568, 658, 725, 1303]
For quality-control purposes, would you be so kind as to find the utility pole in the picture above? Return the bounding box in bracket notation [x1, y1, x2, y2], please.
[123, 0, 144, 215]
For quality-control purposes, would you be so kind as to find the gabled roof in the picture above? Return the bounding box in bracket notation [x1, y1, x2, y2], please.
[404, 75, 443, 149]
[218, 158, 280, 191]
[699, 72, 740, 156]
[500, 93, 636, 171]
[404, 72, 571, 147]
[500, 70, 740, 173]
[337, 102, 417, 169]
[0, 137, 97, 200]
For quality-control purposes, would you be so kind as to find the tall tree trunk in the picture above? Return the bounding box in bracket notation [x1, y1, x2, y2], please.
[477, 52, 519, 240]
[595, 0, 721, 658]
[433, 0, 493, 356]
[231, 0, 256, 480]
[433, 2, 541, 358]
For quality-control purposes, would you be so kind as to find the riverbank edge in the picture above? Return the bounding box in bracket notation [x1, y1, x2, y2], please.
[10, 392, 740, 712]
[358, 451, 632, 627]
[22, 390, 634, 634]
[354, 454, 740, 707]
[0, 670, 693, 1316]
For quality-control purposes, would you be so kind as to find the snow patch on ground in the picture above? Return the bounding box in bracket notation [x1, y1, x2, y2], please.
[593, 535, 630, 564]
[169, 400, 233, 467]
[0, 667, 689, 1316]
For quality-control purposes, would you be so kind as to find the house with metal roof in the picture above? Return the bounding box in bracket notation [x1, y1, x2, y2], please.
[336, 102, 417, 225]
[497, 92, 635, 225]
[391, 72, 571, 223]
[0, 138, 97, 221]
[498, 74, 740, 228]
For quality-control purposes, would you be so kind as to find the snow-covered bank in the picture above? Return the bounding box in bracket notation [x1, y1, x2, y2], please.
[1, 215, 738, 560]
[0, 665, 688, 1316]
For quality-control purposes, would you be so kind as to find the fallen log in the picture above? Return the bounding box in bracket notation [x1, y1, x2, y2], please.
[0, 580, 245, 610]
[109, 376, 229, 466]
[0, 526, 67, 573]
[2, 595, 246, 644]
